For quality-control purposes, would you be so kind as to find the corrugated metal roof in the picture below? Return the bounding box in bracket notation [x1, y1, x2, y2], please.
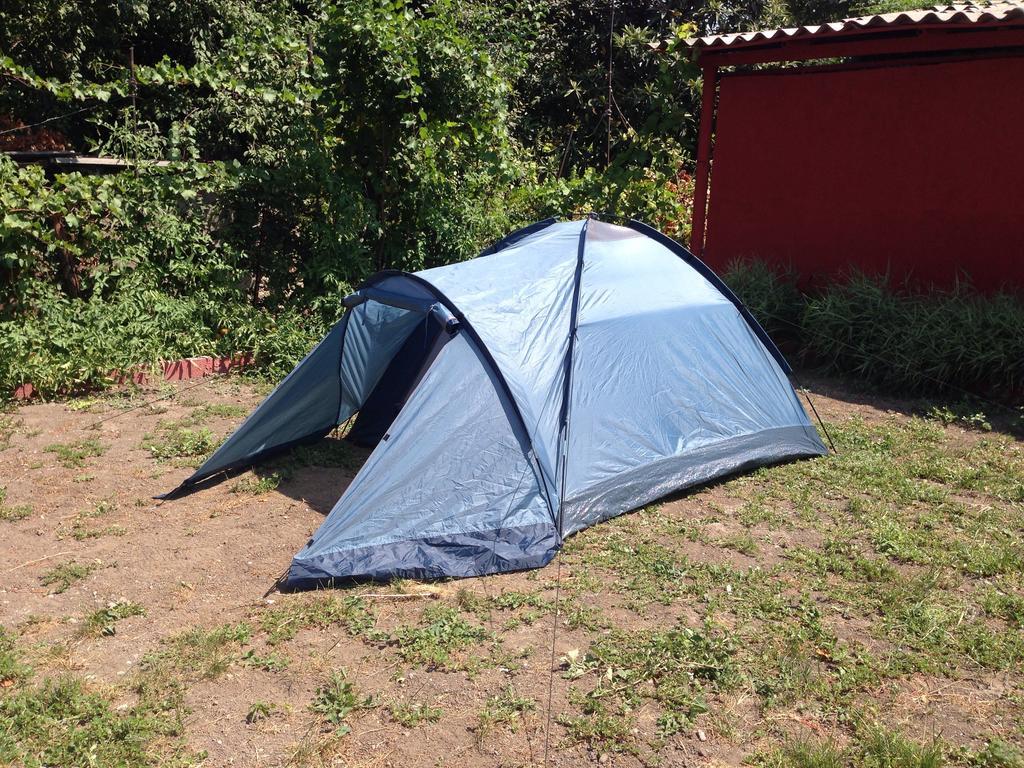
[685, 2, 1024, 51]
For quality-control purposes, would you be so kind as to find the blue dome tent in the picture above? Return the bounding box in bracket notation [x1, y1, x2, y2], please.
[167, 218, 826, 586]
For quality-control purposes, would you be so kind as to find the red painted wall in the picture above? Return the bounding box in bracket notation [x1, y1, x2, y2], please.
[703, 55, 1024, 293]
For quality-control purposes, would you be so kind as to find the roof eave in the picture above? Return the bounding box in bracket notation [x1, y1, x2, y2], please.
[686, 20, 1024, 65]
[680, 2, 1024, 64]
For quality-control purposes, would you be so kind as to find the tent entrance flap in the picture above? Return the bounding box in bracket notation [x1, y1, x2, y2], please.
[348, 311, 451, 448]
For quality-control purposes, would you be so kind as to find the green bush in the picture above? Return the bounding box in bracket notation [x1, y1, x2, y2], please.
[804, 275, 1024, 396]
[0, 1, 824, 400]
[0, 0, 543, 398]
[0, 156, 316, 396]
[721, 258, 803, 339]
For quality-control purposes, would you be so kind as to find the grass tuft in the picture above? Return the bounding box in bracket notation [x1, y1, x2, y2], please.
[0, 486, 31, 522]
[79, 601, 146, 638]
[44, 438, 105, 468]
[39, 561, 99, 594]
[310, 670, 370, 735]
[389, 699, 443, 728]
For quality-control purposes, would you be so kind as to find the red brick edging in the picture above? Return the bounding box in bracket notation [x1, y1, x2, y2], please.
[13, 353, 254, 400]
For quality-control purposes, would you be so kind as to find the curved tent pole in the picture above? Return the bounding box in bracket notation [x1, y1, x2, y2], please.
[480, 217, 558, 256]
[625, 218, 792, 374]
[165, 217, 790, 505]
[344, 218, 561, 479]
[554, 218, 590, 537]
[359, 270, 560, 523]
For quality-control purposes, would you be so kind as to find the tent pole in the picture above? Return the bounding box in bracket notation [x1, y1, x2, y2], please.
[690, 63, 717, 257]
[556, 219, 590, 538]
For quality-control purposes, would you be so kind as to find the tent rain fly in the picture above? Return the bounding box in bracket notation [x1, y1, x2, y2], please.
[165, 217, 826, 586]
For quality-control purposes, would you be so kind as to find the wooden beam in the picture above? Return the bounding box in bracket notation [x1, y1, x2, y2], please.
[5, 152, 172, 172]
[690, 64, 717, 257]
[48, 156, 170, 169]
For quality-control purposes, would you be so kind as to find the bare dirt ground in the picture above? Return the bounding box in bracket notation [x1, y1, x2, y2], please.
[1, 375, 1021, 767]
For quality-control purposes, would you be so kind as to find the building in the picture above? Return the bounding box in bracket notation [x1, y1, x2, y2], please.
[684, 2, 1024, 293]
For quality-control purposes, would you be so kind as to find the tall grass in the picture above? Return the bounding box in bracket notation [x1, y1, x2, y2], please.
[722, 261, 1024, 398]
[720, 259, 803, 340]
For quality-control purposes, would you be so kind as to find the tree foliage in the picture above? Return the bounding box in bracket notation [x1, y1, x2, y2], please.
[0, 0, 814, 396]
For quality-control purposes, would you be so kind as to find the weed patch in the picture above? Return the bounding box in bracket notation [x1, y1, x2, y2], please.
[0, 676, 198, 768]
[310, 670, 371, 735]
[143, 424, 219, 464]
[381, 604, 489, 670]
[0, 626, 30, 687]
[460, 589, 553, 628]
[582, 531, 689, 608]
[719, 531, 759, 556]
[231, 472, 282, 495]
[752, 737, 846, 768]
[389, 699, 443, 728]
[557, 695, 637, 756]
[0, 414, 19, 451]
[79, 601, 145, 638]
[133, 623, 251, 717]
[69, 521, 126, 541]
[927, 403, 992, 432]
[562, 624, 736, 745]
[981, 590, 1024, 627]
[240, 649, 289, 672]
[754, 724, 944, 768]
[267, 437, 365, 481]
[189, 403, 247, 422]
[259, 594, 373, 645]
[879, 574, 1024, 672]
[973, 739, 1024, 768]
[0, 487, 31, 522]
[44, 438, 105, 468]
[476, 685, 534, 739]
[246, 701, 276, 724]
[39, 561, 100, 594]
[0, 626, 197, 767]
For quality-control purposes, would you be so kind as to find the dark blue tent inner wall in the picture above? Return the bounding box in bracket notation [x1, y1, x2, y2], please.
[347, 312, 449, 448]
